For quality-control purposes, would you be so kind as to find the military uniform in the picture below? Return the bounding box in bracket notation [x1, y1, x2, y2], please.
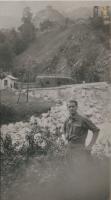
[64, 113, 99, 145]
[62, 113, 109, 200]
[63, 113, 99, 161]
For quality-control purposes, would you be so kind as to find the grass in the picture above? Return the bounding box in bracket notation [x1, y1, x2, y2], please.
[1, 88, 55, 124]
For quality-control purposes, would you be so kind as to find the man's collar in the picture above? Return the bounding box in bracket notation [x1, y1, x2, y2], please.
[69, 113, 79, 121]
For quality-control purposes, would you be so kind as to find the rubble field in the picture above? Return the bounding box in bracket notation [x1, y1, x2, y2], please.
[1, 83, 111, 200]
[1, 97, 111, 157]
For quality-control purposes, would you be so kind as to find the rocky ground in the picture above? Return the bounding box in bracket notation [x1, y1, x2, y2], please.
[1, 87, 111, 200]
[1, 98, 111, 158]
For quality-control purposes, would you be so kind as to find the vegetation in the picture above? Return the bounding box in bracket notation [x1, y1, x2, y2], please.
[0, 39, 14, 72]
[18, 7, 36, 48]
[1, 105, 110, 195]
[1, 115, 65, 192]
[0, 89, 54, 124]
[0, 6, 36, 73]
[0, 5, 110, 82]
[14, 18, 111, 83]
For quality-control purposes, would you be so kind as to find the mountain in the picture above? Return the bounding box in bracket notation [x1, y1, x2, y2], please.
[14, 18, 111, 83]
[14, 27, 72, 75]
[33, 6, 65, 28]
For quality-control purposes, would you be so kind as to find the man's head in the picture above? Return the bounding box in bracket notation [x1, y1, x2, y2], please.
[67, 99, 78, 116]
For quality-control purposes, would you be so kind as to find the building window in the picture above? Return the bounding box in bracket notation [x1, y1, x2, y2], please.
[4, 80, 8, 86]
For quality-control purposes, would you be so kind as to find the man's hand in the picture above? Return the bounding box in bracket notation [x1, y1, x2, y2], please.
[86, 131, 99, 152]
[64, 139, 68, 145]
[61, 134, 68, 145]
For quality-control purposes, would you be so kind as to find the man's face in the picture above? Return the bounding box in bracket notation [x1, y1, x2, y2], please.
[67, 102, 78, 116]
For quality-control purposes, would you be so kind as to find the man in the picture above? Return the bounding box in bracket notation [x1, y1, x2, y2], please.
[63, 99, 100, 197]
[62, 100, 109, 200]
[64, 99, 100, 152]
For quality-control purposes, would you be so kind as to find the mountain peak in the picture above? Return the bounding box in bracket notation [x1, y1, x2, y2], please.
[33, 6, 65, 28]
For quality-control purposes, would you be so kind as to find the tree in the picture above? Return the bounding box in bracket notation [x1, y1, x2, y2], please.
[0, 31, 6, 43]
[22, 7, 33, 23]
[8, 28, 19, 54]
[8, 28, 27, 55]
[18, 6, 36, 47]
[0, 41, 14, 72]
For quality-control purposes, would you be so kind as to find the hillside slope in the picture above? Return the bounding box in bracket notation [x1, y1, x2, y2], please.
[14, 19, 111, 82]
[14, 26, 72, 74]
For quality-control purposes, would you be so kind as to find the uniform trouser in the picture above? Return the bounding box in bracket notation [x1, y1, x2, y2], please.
[62, 143, 109, 200]
[65, 143, 90, 163]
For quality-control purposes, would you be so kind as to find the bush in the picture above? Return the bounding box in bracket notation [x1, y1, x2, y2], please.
[0, 104, 17, 124]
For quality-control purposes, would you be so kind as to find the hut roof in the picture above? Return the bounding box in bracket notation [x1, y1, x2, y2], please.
[7, 75, 18, 80]
[36, 75, 73, 80]
[0, 73, 18, 80]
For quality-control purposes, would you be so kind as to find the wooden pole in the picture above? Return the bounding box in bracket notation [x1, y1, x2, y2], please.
[17, 87, 22, 104]
[109, 157, 111, 200]
[26, 71, 29, 103]
[0, 88, 2, 128]
[17, 80, 23, 104]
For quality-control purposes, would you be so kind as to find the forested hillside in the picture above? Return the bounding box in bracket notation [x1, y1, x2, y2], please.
[0, 6, 111, 83]
[14, 18, 111, 83]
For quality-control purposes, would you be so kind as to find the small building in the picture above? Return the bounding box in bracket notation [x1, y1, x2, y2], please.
[93, 6, 111, 18]
[0, 73, 18, 90]
[35, 75, 74, 87]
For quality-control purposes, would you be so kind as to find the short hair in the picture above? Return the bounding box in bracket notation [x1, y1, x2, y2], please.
[67, 99, 78, 107]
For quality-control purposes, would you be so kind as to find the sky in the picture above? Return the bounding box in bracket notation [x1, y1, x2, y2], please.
[0, 1, 111, 28]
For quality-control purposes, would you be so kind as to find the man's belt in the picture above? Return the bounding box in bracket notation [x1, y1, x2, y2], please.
[67, 134, 80, 142]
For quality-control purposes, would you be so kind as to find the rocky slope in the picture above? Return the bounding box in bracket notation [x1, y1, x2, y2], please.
[14, 17, 111, 82]
[1, 90, 111, 157]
